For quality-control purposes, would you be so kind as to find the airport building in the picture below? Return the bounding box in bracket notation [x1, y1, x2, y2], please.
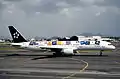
[70, 36, 115, 42]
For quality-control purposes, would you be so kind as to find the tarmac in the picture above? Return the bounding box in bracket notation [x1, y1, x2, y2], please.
[0, 45, 120, 79]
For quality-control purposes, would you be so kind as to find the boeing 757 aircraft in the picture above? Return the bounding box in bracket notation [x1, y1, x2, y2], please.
[8, 26, 115, 56]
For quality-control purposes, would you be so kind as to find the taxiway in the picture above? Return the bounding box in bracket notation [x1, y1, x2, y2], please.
[0, 48, 120, 79]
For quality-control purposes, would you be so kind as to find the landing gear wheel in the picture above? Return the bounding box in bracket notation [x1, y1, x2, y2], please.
[99, 50, 103, 56]
[53, 53, 63, 56]
[53, 53, 56, 56]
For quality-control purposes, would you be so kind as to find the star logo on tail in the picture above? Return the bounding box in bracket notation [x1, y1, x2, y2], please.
[13, 32, 19, 38]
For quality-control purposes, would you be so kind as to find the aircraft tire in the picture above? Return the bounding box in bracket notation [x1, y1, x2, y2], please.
[53, 52, 63, 56]
[99, 50, 103, 56]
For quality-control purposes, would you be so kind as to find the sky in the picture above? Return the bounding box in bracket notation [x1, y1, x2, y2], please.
[0, 0, 120, 38]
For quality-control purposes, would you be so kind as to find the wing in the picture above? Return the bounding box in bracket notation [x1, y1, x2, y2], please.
[39, 45, 77, 52]
[39, 45, 76, 49]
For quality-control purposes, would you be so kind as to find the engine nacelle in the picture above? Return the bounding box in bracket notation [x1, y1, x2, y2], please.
[62, 49, 75, 55]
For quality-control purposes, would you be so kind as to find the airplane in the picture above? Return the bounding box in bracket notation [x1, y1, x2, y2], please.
[8, 26, 116, 56]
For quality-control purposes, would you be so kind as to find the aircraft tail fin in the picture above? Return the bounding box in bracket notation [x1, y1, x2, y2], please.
[8, 26, 27, 43]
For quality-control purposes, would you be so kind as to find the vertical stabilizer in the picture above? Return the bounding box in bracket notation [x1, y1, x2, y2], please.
[8, 26, 27, 43]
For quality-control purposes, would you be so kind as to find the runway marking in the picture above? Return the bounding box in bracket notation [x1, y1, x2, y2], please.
[62, 58, 88, 79]
[80, 60, 88, 72]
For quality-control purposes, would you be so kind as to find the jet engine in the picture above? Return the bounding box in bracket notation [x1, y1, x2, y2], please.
[61, 49, 76, 55]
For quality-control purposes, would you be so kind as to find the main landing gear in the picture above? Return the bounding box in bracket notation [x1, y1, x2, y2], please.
[99, 50, 103, 56]
[53, 52, 64, 56]
[53, 52, 73, 57]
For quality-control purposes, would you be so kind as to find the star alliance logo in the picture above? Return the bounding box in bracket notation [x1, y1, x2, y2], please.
[13, 32, 19, 38]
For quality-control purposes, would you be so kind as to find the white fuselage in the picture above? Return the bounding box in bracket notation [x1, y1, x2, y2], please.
[11, 40, 115, 52]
